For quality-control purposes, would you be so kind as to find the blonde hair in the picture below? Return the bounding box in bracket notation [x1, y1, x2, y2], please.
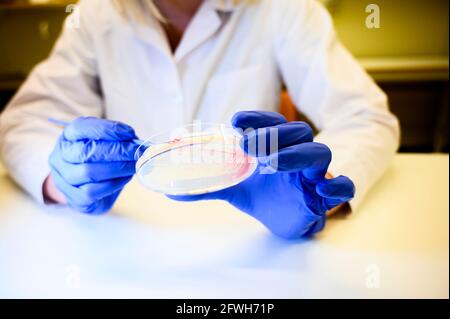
[113, 0, 250, 24]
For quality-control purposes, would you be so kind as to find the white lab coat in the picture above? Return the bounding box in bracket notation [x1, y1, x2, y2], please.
[0, 0, 399, 210]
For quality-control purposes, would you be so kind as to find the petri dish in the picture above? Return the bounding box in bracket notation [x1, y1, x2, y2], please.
[135, 123, 258, 195]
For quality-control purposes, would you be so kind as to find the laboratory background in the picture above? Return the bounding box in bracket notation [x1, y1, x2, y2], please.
[0, 0, 448, 300]
[0, 0, 448, 152]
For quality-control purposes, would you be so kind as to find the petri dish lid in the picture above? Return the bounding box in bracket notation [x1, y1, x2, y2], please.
[135, 123, 258, 195]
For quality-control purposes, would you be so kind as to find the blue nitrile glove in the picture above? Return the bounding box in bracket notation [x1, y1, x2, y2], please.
[169, 111, 355, 239]
[49, 117, 139, 214]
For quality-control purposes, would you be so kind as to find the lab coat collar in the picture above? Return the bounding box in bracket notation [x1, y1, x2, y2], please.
[174, 0, 224, 62]
[130, 0, 244, 62]
[128, 15, 173, 59]
[210, 0, 242, 12]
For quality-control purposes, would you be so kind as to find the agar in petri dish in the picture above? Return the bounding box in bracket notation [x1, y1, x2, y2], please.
[135, 123, 258, 195]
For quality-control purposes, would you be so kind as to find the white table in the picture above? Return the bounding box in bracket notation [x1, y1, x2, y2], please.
[0, 154, 448, 298]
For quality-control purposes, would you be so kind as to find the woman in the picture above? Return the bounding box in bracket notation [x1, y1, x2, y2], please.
[0, 0, 399, 239]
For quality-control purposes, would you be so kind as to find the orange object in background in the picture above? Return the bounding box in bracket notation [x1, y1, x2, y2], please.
[279, 91, 299, 122]
[279, 91, 317, 133]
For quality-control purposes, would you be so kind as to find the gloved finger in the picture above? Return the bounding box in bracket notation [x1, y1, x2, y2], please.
[50, 152, 136, 186]
[61, 140, 139, 163]
[66, 161, 135, 186]
[269, 142, 332, 179]
[232, 111, 287, 131]
[77, 176, 132, 201]
[52, 169, 130, 207]
[72, 190, 122, 215]
[241, 122, 314, 157]
[167, 188, 231, 202]
[63, 117, 137, 142]
[316, 176, 355, 209]
[51, 168, 92, 205]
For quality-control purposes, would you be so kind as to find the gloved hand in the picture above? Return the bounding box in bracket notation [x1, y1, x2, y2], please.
[49, 117, 139, 214]
[169, 111, 355, 239]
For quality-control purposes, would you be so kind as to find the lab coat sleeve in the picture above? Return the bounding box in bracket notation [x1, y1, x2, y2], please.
[274, 0, 400, 210]
[0, 0, 103, 203]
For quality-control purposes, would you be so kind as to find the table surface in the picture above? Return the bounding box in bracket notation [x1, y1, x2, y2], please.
[0, 154, 448, 298]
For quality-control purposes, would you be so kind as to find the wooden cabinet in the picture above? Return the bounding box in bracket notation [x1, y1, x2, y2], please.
[280, 79, 449, 153]
[0, 3, 70, 80]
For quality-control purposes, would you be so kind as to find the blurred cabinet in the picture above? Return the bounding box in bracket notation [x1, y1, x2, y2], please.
[0, 2, 72, 112]
[288, 0, 449, 152]
[0, 3, 70, 81]
[280, 79, 449, 153]
[329, 0, 449, 58]
[380, 81, 448, 152]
